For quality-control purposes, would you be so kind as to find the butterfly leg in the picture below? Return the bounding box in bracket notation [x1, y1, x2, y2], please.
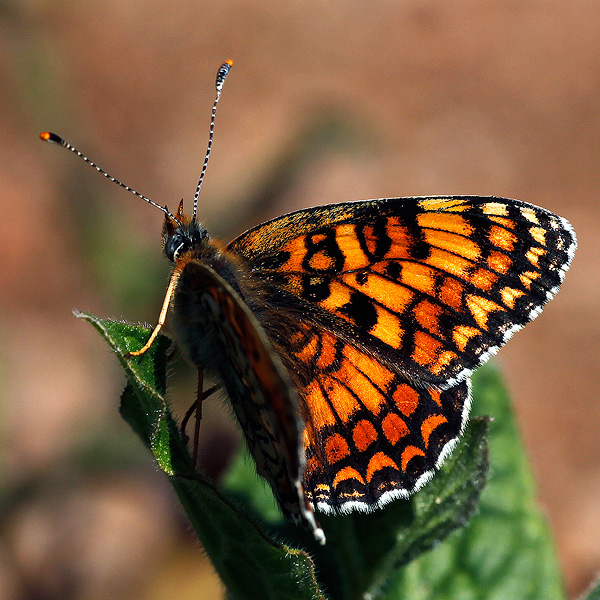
[180, 382, 221, 441]
[179, 368, 220, 471]
[191, 368, 204, 470]
[128, 269, 181, 357]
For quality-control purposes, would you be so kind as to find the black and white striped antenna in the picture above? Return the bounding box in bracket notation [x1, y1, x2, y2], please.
[39, 130, 182, 225]
[40, 60, 234, 226]
[192, 59, 233, 222]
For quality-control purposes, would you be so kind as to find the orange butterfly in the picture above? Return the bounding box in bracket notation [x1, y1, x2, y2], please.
[41, 61, 576, 545]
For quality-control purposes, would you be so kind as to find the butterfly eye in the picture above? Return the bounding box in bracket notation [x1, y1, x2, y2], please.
[165, 233, 190, 262]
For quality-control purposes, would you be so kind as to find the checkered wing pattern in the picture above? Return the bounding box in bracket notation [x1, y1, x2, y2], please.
[228, 196, 576, 513]
[269, 319, 471, 513]
[230, 197, 576, 388]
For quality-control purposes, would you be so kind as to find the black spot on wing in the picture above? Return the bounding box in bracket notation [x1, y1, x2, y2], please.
[338, 290, 378, 330]
[401, 204, 431, 260]
[384, 261, 402, 280]
[357, 219, 392, 261]
[356, 271, 368, 285]
[301, 275, 331, 302]
[302, 229, 346, 272]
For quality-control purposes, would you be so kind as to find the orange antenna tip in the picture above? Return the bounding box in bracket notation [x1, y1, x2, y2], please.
[39, 131, 63, 144]
[215, 61, 232, 93]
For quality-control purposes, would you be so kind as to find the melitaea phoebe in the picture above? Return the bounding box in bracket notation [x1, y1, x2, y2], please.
[41, 60, 577, 544]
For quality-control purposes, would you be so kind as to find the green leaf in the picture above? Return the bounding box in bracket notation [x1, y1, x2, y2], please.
[223, 449, 287, 524]
[384, 363, 566, 600]
[77, 312, 327, 600]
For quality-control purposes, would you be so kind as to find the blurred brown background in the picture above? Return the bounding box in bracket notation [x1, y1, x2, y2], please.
[1, 1, 598, 598]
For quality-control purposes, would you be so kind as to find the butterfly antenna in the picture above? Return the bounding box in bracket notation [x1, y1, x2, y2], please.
[192, 59, 233, 222]
[39, 131, 182, 226]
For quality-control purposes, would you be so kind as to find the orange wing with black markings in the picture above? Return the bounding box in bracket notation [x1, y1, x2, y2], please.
[228, 196, 576, 513]
[265, 317, 471, 513]
[229, 197, 576, 388]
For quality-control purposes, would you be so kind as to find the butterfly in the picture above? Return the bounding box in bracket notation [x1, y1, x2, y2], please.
[41, 61, 577, 545]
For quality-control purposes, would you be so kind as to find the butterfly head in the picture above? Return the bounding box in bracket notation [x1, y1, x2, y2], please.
[163, 199, 209, 263]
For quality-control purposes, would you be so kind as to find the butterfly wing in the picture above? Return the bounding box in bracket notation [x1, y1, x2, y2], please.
[173, 261, 324, 541]
[262, 316, 472, 513]
[227, 196, 576, 513]
[229, 196, 576, 388]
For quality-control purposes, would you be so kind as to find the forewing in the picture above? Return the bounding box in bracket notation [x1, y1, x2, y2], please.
[229, 196, 576, 387]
